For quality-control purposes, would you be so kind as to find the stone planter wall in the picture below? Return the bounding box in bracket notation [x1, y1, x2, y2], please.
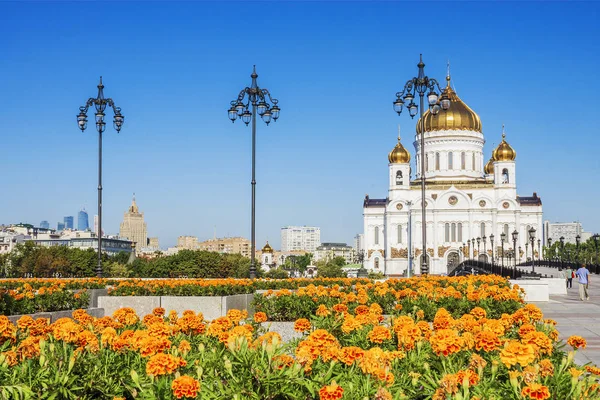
[98, 294, 254, 320]
[7, 308, 104, 324]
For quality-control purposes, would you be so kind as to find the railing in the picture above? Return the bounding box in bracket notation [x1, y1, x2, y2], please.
[453, 260, 540, 280]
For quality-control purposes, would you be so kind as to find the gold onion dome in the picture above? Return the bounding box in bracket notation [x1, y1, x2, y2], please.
[492, 128, 516, 161]
[416, 75, 482, 134]
[484, 158, 494, 175]
[261, 242, 274, 253]
[388, 128, 411, 164]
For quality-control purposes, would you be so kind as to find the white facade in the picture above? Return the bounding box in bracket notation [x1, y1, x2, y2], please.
[362, 76, 542, 276]
[544, 221, 590, 245]
[313, 243, 355, 264]
[280, 226, 321, 252]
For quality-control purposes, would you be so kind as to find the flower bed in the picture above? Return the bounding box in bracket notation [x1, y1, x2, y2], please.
[254, 276, 525, 321]
[0, 285, 90, 316]
[0, 285, 598, 399]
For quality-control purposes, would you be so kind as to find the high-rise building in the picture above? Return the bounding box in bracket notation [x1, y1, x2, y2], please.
[178, 236, 199, 250]
[64, 216, 74, 230]
[119, 195, 148, 249]
[281, 226, 321, 252]
[544, 221, 591, 245]
[57, 222, 65, 231]
[353, 234, 364, 253]
[94, 215, 99, 236]
[198, 237, 251, 258]
[39, 221, 50, 229]
[148, 237, 160, 249]
[78, 209, 89, 231]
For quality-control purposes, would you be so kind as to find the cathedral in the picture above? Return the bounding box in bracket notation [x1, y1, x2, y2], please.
[362, 73, 543, 276]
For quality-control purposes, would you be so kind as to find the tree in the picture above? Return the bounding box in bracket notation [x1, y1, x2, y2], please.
[316, 260, 347, 278]
[265, 268, 289, 279]
[331, 256, 347, 267]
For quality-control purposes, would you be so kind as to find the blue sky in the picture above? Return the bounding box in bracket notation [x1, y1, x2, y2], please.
[1, 1, 598, 249]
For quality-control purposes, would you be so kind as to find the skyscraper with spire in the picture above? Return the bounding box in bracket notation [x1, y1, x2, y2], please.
[119, 194, 148, 249]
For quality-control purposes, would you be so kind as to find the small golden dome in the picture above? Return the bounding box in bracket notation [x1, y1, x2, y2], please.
[492, 129, 516, 161]
[261, 242, 274, 253]
[416, 75, 482, 134]
[484, 158, 494, 175]
[388, 135, 411, 164]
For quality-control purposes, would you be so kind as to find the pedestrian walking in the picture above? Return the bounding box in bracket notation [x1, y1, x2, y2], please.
[565, 266, 573, 289]
[576, 264, 590, 301]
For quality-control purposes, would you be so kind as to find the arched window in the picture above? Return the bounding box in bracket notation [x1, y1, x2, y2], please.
[504, 224, 509, 237]
[461, 152, 466, 169]
[502, 168, 509, 184]
[458, 223, 463, 242]
[397, 225, 402, 244]
[396, 170, 403, 185]
[451, 223, 456, 242]
[448, 152, 453, 170]
[445, 223, 450, 242]
[374, 226, 379, 245]
[435, 153, 440, 170]
[472, 153, 476, 171]
[374, 258, 380, 269]
[480, 222, 486, 237]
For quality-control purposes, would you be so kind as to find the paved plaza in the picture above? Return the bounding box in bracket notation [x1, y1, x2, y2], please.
[525, 265, 600, 366]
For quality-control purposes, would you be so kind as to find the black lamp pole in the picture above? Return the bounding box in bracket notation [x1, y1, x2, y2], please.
[228, 66, 280, 279]
[477, 237, 481, 269]
[393, 55, 451, 274]
[560, 236, 565, 269]
[77, 77, 124, 278]
[528, 227, 536, 274]
[500, 232, 506, 276]
[548, 237, 553, 267]
[512, 230, 519, 274]
[537, 239, 541, 268]
[576, 234, 581, 268]
[593, 234, 599, 267]
[490, 234, 495, 273]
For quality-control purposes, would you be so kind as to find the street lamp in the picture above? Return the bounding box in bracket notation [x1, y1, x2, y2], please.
[560, 236, 565, 269]
[393, 55, 450, 274]
[512, 230, 519, 272]
[228, 66, 280, 279]
[490, 234, 495, 272]
[500, 232, 506, 275]
[537, 239, 541, 267]
[483, 235, 487, 264]
[576, 234, 581, 267]
[476, 237, 481, 268]
[77, 77, 124, 278]
[528, 227, 536, 273]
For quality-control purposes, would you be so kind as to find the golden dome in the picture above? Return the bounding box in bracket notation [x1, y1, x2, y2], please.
[261, 242, 274, 253]
[416, 75, 482, 134]
[484, 158, 494, 175]
[492, 129, 516, 161]
[388, 132, 411, 164]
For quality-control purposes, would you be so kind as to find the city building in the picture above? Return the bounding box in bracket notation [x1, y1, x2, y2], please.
[362, 71, 543, 276]
[177, 236, 199, 250]
[40, 221, 50, 229]
[260, 242, 275, 272]
[148, 237, 160, 249]
[198, 237, 251, 258]
[280, 226, 321, 252]
[57, 222, 65, 231]
[544, 221, 592, 245]
[31, 230, 133, 256]
[78, 209, 89, 231]
[353, 234, 364, 253]
[313, 242, 355, 264]
[119, 195, 148, 250]
[64, 216, 74, 230]
[0, 230, 26, 254]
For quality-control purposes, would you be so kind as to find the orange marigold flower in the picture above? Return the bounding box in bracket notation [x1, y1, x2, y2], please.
[332, 303, 348, 314]
[316, 305, 330, 317]
[456, 369, 480, 387]
[16, 316, 35, 331]
[294, 318, 311, 333]
[539, 359, 554, 377]
[355, 305, 370, 315]
[272, 353, 294, 369]
[500, 340, 536, 368]
[171, 375, 201, 399]
[178, 340, 191, 354]
[146, 353, 185, 376]
[585, 365, 600, 375]
[337, 346, 364, 366]
[226, 309, 247, 324]
[430, 329, 463, 357]
[253, 312, 268, 323]
[521, 383, 550, 400]
[469, 353, 487, 370]
[367, 326, 392, 344]
[153, 307, 165, 317]
[319, 380, 344, 400]
[518, 323, 536, 337]
[475, 330, 501, 352]
[416, 309, 424, 320]
[439, 373, 459, 395]
[567, 335, 587, 349]
[1, 350, 18, 366]
[374, 387, 392, 400]
[569, 367, 584, 378]
[470, 307, 487, 320]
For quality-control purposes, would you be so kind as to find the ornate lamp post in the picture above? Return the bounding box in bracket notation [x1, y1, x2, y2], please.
[228, 66, 280, 279]
[537, 239, 541, 267]
[500, 232, 506, 275]
[476, 237, 481, 269]
[393, 55, 450, 274]
[482, 235, 487, 264]
[512, 230, 519, 272]
[525, 242, 529, 264]
[490, 234, 495, 272]
[593, 234, 599, 266]
[528, 227, 536, 274]
[467, 239, 471, 261]
[357, 250, 368, 278]
[560, 236, 565, 269]
[548, 237, 553, 266]
[77, 77, 124, 278]
[576, 234, 581, 268]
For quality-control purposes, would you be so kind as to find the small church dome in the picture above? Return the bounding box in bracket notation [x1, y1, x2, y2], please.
[492, 130, 516, 161]
[484, 158, 494, 175]
[261, 242, 274, 253]
[388, 137, 411, 164]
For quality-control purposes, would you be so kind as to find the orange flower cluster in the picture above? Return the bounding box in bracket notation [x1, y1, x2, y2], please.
[171, 375, 201, 399]
[146, 353, 186, 376]
[521, 383, 551, 400]
[319, 380, 344, 400]
[567, 335, 587, 349]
